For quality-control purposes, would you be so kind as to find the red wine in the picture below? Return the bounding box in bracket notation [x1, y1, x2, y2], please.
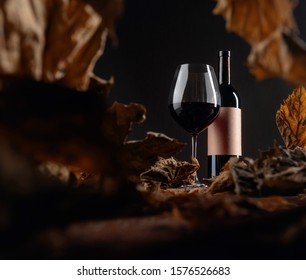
[207, 50, 242, 177]
[169, 102, 220, 136]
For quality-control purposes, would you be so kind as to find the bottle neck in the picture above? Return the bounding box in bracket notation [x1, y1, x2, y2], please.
[219, 55, 230, 85]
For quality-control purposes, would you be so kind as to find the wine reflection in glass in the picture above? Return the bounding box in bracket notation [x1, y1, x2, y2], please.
[168, 63, 221, 187]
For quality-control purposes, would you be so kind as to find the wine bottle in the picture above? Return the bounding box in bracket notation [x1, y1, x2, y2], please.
[207, 50, 241, 177]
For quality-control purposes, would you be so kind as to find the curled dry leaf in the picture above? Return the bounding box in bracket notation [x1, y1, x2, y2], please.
[125, 134, 186, 183]
[0, 0, 123, 90]
[276, 86, 306, 149]
[86, 0, 125, 47]
[213, 0, 297, 45]
[231, 143, 306, 196]
[213, 0, 306, 85]
[207, 161, 235, 194]
[248, 30, 306, 85]
[140, 156, 198, 189]
[102, 102, 147, 145]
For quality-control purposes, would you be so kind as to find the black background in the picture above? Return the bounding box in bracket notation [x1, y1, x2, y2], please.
[95, 0, 306, 177]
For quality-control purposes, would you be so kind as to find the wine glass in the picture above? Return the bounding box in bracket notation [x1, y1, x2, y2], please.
[168, 63, 221, 187]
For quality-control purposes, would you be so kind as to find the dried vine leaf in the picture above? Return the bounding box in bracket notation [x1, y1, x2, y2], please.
[0, 0, 123, 90]
[213, 0, 306, 85]
[248, 30, 306, 85]
[140, 157, 199, 189]
[231, 143, 306, 196]
[213, 0, 297, 45]
[208, 143, 306, 196]
[102, 102, 147, 145]
[276, 86, 306, 149]
[124, 133, 186, 183]
[207, 162, 235, 194]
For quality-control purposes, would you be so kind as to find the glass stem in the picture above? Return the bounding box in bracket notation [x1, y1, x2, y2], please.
[191, 134, 200, 183]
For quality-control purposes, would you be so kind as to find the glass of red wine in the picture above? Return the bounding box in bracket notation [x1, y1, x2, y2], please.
[169, 63, 221, 187]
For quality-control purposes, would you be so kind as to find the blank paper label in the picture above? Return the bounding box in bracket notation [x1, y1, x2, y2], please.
[207, 107, 242, 155]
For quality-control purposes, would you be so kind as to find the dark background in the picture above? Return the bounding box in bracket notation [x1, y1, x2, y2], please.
[95, 0, 306, 177]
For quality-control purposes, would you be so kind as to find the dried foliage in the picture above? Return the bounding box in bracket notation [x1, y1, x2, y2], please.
[141, 142, 306, 197]
[0, 0, 187, 186]
[140, 156, 198, 189]
[213, 0, 297, 44]
[0, 81, 185, 187]
[231, 144, 306, 196]
[276, 86, 306, 149]
[102, 103, 186, 182]
[207, 143, 306, 196]
[0, 140, 77, 195]
[102, 102, 146, 145]
[206, 162, 235, 194]
[214, 0, 306, 85]
[139, 183, 293, 234]
[248, 30, 306, 85]
[171, 194, 292, 229]
[125, 136, 186, 183]
[0, 0, 123, 90]
[138, 186, 208, 208]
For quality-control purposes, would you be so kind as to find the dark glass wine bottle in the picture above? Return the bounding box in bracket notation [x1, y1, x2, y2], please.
[207, 50, 241, 177]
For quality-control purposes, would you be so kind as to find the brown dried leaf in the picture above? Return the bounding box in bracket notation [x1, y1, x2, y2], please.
[0, 0, 46, 79]
[102, 102, 147, 145]
[0, 0, 123, 90]
[42, 0, 101, 89]
[207, 166, 234, 194]
[248, 30, 306, 85]
[213, 0, 297, 45]
[88, 74, 114, 97]
[276, 86, 306, 149]
[86, 0, 125, 47]
[231, 144, 306, 196]
[140, 157, 199, 188]
[124, 133, 186, 183]
[213, 0, 306, 85]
